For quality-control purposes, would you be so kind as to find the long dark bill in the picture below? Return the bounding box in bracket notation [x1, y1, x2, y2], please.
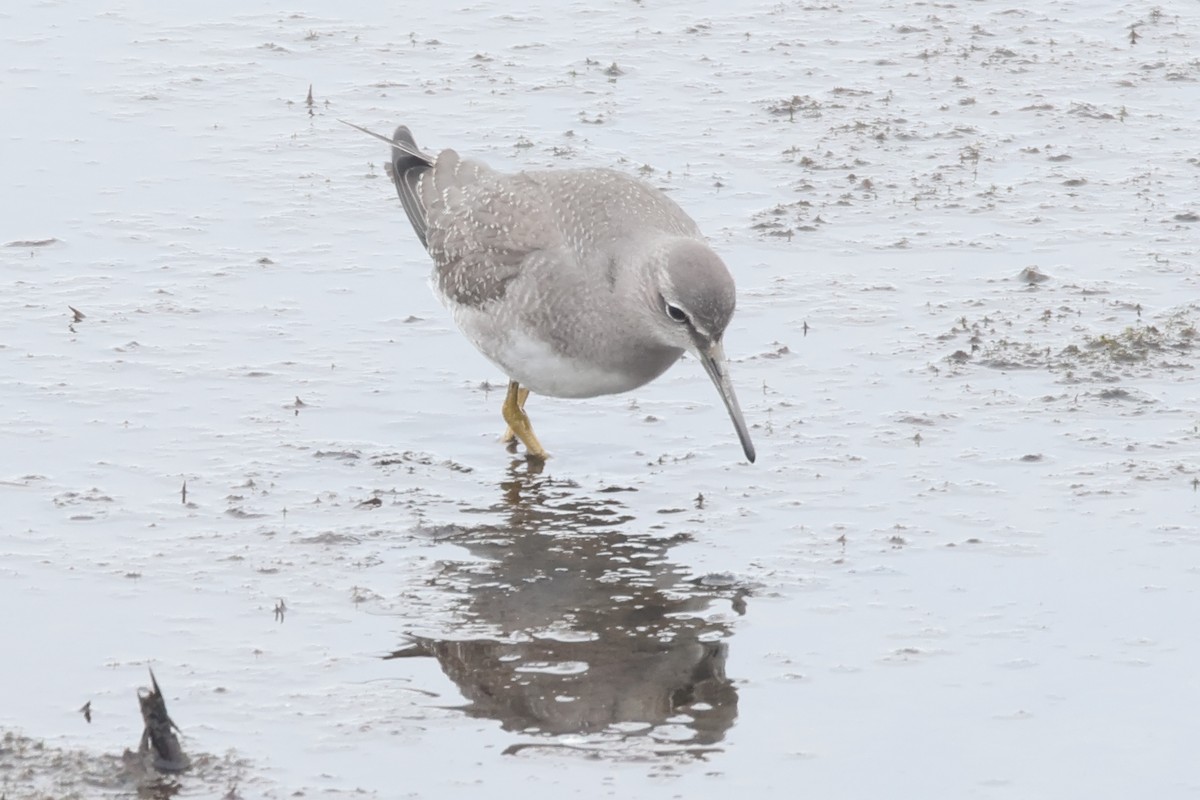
[698, 340, 756, 463]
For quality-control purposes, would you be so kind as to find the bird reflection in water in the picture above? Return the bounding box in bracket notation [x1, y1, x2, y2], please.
[386, 461, 745, 755]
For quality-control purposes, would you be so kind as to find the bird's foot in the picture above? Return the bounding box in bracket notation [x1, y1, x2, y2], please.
[500, 381, 548, 461]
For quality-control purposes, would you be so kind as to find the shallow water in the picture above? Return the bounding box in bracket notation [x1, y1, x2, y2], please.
[3, 0, 1200, 797]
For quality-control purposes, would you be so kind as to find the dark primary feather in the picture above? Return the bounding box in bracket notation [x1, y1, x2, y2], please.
[337, 120, 434, 247]
[388, 125, 435, 249]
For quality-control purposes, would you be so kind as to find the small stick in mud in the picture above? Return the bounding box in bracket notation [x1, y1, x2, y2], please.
[136, 669, 191, 773]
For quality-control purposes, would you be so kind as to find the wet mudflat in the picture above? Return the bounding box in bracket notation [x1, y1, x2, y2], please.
[2, 0, 1199, 797]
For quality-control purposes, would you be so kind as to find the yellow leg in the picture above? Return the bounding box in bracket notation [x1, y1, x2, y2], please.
[500, 384, 530, 442]
[500, 381, 548, 460]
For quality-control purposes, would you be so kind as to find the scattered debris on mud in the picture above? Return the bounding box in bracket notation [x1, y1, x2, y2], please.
[937, 300, 1198, 387]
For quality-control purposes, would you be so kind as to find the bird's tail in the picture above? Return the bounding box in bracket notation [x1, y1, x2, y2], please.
[339, 120, 434, 249]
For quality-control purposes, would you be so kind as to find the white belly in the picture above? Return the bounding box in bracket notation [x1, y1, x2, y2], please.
[481, 327, 644, 398]
[448, 304, 666, 398]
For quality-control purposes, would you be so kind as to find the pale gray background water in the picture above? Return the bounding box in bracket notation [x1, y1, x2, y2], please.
[3, 0, 1199, 797]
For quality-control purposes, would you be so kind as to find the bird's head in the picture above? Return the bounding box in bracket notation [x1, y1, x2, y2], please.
[642, 239, 755, 463]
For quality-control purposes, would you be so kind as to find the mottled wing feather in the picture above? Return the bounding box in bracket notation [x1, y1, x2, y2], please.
[529, 168, 703, 247]
[422, 149, 565, 307]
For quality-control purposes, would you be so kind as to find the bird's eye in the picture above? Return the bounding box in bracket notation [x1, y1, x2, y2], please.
[664, 302, 689, 323]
